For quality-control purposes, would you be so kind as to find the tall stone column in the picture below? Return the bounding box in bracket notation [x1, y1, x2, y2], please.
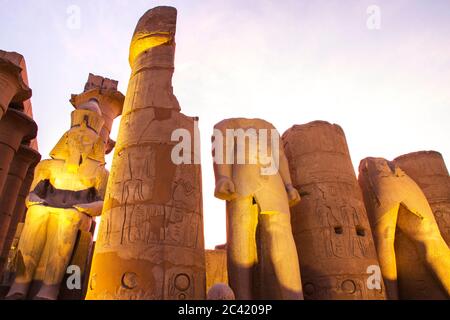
[0, 109, 37, 195]
[70, 73, 125, 153]
[0, 51, 31, 120]
[86, 6, 206, 300]
[282, 121, 385, 300]
[0, 146, 40, 270]
[392, 151, 450, 299]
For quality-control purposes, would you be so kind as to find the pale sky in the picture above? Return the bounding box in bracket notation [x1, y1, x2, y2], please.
[1, 0, 449, 248]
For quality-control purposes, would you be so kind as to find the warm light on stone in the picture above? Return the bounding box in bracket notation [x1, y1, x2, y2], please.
[283, 121, 385, 300]
[358, 157, 450, 300]
[86, 6, 206, 300]
[0, 4, 448, 302]
[391, 151, 450, 299]
[6, 107, 109, 300]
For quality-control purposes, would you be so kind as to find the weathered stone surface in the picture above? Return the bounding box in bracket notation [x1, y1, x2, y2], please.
[207, 283, 235, 300]
[58, 230, 95, 300]
[0, 160, 40, 278]
[358, 157, 450, 300]
[70, 73, 125, 153]
[0, 109, 37, 196]
[0, 223, 24, 290]
[213, 118, 302, 300]
[395, 151, 450, 243]
[391, 151, 450, 299]
[205, 249, 228, 293]
[86, 6, 206, 300]
[0, 50, 31, 120]
[0, 145, 41, 264]
[282, 121, 385, 300]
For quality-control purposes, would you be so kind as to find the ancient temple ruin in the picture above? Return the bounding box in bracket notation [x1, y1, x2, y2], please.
[0, 5, 448, 301]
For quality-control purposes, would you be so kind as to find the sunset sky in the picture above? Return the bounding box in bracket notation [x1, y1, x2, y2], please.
[1, 0, 449, 248]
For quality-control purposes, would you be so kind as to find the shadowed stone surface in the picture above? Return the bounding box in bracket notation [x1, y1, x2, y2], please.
[0, 145, 41, 264]
[358, 157, 450, 300]
[0, 50, 31, 120]
[392, 151, 450, 299]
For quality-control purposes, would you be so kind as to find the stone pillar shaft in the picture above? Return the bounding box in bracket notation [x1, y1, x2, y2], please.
[86, 6, 205, 300]
[282, 121, 385, 300]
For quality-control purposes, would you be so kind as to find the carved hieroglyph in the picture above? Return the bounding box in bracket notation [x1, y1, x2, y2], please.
[282, 121, 385, 300]
[392, 151, 450, 299]
[86, 7, 206, 300]
[213, 118, 303, 300]
[358, 157, 450, 300]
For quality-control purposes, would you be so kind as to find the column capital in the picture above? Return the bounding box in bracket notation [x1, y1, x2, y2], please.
[0, 51, 32, 119]
[0, 109, 37, 151]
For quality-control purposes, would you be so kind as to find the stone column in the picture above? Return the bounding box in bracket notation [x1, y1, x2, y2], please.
[70, 73, 125, 152]
[0, 51, 31, 120]
[86, 6, 205, 300]
[0, 109, 37, 195]
[0, 149, 40, 271]
[392, 151, 450, 299]
[282, 121, 385, 300]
